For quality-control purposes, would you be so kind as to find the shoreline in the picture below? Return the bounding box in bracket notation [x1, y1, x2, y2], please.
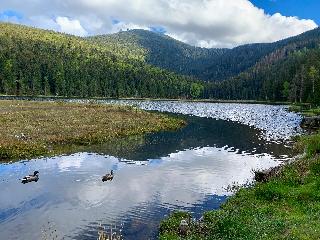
[0, 95, 292, 105]
[159, 128, 320, 239]
[0, 100, 185, 161]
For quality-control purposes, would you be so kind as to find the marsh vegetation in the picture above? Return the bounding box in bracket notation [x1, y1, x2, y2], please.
[0, 100, 184, 160]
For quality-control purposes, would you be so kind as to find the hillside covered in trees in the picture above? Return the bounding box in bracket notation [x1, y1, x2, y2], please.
[0, 23, 202, 99]
[89, 30, 228, 79]
[0, 22, 320, 104]
[92, 28, 320, 85]
[90, 27, 320, 104]
[91, 30, 282, 81]
[205, 28, 320, 104]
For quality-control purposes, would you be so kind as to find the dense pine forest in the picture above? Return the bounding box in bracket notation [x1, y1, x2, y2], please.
[90, 30, 228, 79]
[0, 23, 201, 99]
[206, 47, 320, 104]
[96, 28, 320, 84]
[205, 28, 320, 104]
[0, 22, 320, 104]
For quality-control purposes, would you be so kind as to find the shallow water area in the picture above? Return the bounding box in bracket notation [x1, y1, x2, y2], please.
[100, 100, 303, 142]
[0, 101, 302, 240]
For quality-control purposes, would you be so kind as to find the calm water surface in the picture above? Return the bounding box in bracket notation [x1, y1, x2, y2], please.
[0, 101, 302, 240]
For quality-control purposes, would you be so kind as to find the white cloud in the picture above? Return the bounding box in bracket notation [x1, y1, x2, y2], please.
[0, 0, 317, 47]
[28, 15, 59, 31]
[55, 16, 87, 36]
[109, 21, 149, 34]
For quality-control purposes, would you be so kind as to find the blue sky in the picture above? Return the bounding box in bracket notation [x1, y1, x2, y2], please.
[0, 9, 22, 21]
[0, 0, 318, 48]
[251, 0, 320, 24]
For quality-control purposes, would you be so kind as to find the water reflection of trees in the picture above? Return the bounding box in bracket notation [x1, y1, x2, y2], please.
[89, 116, 293, 161]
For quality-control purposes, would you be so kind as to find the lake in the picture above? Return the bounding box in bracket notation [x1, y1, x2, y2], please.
[0, 100, 302, 240]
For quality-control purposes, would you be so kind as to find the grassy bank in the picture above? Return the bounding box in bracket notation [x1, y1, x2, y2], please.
[0, 95, 291, 105]
[160, 133, 320, 239]
[0, 100, 184, 161]
[289, 104, 320, 117]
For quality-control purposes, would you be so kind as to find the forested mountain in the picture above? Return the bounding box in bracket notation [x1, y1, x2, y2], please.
[0, 22, 319, 104]
[205, 28, 320, 104]
[89, 28, 320, 87]
[92, 27, 320, 104]
[89, 30, 228, 79]
[205, 46, 320, 104]
[0, 23, 202, 99]
[201, 27, 320, 82]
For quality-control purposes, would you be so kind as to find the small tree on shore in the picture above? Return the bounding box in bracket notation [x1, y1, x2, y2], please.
[190, 83, 204, 99]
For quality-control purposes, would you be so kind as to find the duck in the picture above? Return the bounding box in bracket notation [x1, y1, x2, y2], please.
[21, 171, 39, 184]
[179, 219, 189, 236]
[102, 170, 114, 182]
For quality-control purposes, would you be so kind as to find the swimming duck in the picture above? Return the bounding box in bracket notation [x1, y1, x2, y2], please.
[21, 171, 39, 184]
[102, 170, 114, 182]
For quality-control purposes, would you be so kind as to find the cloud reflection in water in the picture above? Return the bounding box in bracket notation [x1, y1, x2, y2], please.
[0, 146, 281, 240]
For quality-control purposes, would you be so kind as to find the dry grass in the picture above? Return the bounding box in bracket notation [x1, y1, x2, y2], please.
[0, 100, 184, 160]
